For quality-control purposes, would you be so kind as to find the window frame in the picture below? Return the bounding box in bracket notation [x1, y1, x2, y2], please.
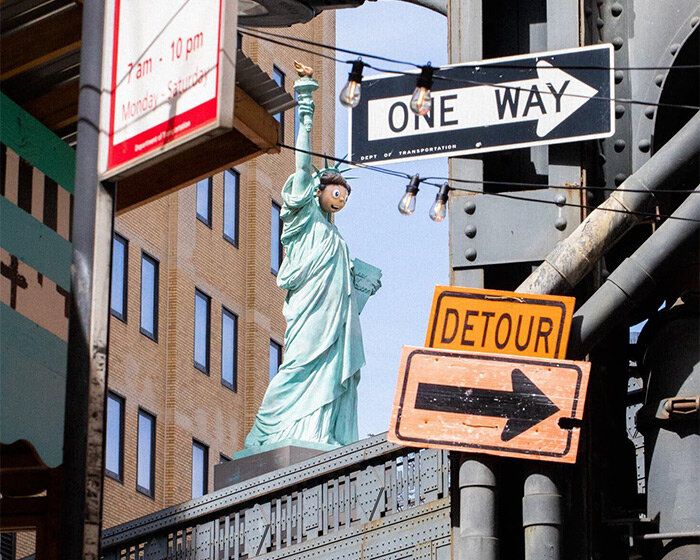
[223, 168, 240, 247]
[270, 200, 283, 275]
[194, 288, 211, 374]
[105, 391, 125, 483]
[269, 339, 283, 381]
[272, 65, 286, 142]
[110, 232, 129, 322]
[139, 251, 159, 341]
[221, 307, 238, 392]
[196, 176, 213, 227]
[191, 439, 209, 499]
[136, 407, 156, 498]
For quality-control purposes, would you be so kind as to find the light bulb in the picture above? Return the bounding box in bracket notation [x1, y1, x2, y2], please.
[340, 80, 361, 108]
[410, 88, 432, 116]
[410, 64, 434, 115]
[398, 175, 421, 215]
[398, 191, 417, 215]
[429, 183, 450, 222]
[339, 60, 365, 108]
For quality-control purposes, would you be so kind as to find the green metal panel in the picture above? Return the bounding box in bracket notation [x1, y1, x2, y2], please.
[0, 196, 72, 289]
[0, 93, 75, 194]
[0, 303, 67, 467]
[0, 94, 74, 468]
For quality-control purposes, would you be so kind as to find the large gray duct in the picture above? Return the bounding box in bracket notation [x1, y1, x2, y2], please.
[519, 111, 700, 296]
[567, 186, 699, 358]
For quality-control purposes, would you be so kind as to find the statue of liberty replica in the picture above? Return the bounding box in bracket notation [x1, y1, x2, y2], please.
[245, 62, 381, 450]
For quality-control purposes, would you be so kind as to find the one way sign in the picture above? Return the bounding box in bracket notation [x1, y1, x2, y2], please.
[388, 347, 591, 463]
[350, 44, 614, 165]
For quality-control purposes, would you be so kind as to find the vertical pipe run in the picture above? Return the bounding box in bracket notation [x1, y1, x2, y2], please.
[523, 470, 562, 560]
[457, 456, 499, 560]
[60, 0, 114, 557]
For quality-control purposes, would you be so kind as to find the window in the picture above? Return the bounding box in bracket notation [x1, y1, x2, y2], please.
[196, 177, 212, 226]
[105, 392, 124, 482]
[110, 233, 128, 321]
[223, 169, 239, 246]
[140, 253, 159, 341]
[269, 339, 282, 380]
[221, 308, 238, 391]
[194, 289, 211, 373]
[271, 201, 282, 275]
[192, 440, 209, 499]
[220, 453, 232, 463]
[136, 409, 156, 497]
[272, 66, 285, 141]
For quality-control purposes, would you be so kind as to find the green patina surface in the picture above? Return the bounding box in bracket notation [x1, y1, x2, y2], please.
[0, 303, 67, 467]
[244, 77, 381, 452]
[0, 196, 72, 290]
[0, 92, 75, 194]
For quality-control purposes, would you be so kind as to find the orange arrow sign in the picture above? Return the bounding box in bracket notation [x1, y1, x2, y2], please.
[388, 346, 591, 463]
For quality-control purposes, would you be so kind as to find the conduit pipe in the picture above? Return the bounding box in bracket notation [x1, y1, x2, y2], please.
[567, 185, 699, 358]
[519, 111, 700, 296]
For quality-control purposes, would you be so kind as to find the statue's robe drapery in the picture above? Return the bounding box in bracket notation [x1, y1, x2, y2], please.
[244, 173, 365, 447]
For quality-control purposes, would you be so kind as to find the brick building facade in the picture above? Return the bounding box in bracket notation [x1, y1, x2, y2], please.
[101, 16, 337, 529]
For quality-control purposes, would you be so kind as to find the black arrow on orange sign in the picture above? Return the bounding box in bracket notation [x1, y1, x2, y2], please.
[414, 368, 560, 442]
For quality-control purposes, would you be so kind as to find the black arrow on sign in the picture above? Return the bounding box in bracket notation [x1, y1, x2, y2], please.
[414, 369, 560, 442]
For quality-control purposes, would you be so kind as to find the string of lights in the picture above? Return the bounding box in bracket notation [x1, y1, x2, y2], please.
[277, 143, 700, 224]
[241, 29, 700, 114]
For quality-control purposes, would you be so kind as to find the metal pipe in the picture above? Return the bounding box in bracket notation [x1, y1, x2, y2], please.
[522, 469, 562, 560]
[60, 0, 114, 557]
[567, 186, 699, 357]
[641, 531, 700, 541]
[457, 456, 499, 560]
[519, 111, 700, 296]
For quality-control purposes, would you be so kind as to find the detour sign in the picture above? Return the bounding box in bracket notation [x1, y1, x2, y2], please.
[387, 347, 591, 463]
[425, 286, 575, 358]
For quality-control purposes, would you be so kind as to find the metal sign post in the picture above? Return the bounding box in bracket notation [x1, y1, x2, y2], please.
[349, 44, 614, 165]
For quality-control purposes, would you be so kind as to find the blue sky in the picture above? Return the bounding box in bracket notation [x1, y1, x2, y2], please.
[334, 1, 449, 437]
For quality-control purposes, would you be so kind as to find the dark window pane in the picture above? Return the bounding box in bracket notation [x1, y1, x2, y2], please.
[269, 340, 282, 380]
[137, 410, 155, 496]
[223, 170, 239, 245]
[105, 393, 123, 479]
[271, 202, 282, 274]
[192, 441, 208, 499]
[194, 290, 210, 372]
[196, 178, 212, 226]
[273, 66, 285, 141]
[140, 254, 158, 340]
[111, 235, 128, 320]
[222, 309, 237, 391]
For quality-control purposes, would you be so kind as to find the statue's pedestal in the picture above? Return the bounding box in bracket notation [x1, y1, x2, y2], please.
[214, 440, 337, 490]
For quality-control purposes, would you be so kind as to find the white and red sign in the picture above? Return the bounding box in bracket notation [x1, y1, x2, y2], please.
[99, 0, 237, 179]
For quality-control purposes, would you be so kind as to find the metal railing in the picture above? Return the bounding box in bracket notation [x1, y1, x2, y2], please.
[102, 434, 451, 560]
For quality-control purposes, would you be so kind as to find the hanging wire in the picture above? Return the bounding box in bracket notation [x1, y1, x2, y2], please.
[239, 27, 419, 67]
[276, 143, 700, 223]
[240, 26, 700, 72]
[241, 29, 700, 112]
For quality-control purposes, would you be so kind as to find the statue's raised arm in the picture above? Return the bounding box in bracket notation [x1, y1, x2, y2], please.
[288, 61, 318, 204]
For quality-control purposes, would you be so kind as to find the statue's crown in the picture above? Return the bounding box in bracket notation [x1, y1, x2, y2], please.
[312, 156, 357, 182]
